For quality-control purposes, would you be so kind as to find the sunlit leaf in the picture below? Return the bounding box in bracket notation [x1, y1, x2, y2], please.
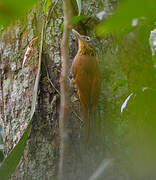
[71, 15, 86, 24]
[0, 123, 31, 180]
[112, 79, 127, 91]
[95, 0, 156, 35]
[43, 0, 51, 15]
[152, 56, 156, 66]
[76, 0, 81, 15]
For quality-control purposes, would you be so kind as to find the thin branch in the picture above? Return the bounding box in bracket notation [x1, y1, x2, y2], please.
[89, 159, 113, 180]
[72, 108, 83, 123]
[0, 71, 4, 128]
[50, 0, 60, 15]
[30, 19, 45, 119]
[58, 0, 72, 179]
[45, 0, 60, 29]
[44, 62, 61, 95]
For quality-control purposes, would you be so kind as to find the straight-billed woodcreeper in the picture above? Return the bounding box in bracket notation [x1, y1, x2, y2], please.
[72, 29, 101, 123]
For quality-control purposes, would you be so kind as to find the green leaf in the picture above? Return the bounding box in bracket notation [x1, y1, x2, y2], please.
[70, 15, 86, 24]
[0, 123, 31, 180]
[61, 15, 87, 31]
[76, 0, 81, 15]
[0, 150, 4, 162]
[95, 0, 156, 35]
[43, 0, 51, 15]
[112, 79, 128, 91]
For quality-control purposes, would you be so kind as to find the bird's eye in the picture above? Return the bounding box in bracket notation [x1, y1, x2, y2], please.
[86, 36, 91, 41]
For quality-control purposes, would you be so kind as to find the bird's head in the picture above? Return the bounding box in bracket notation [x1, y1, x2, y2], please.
[72, 28, 91, 41]
[72, 29, 95, 55]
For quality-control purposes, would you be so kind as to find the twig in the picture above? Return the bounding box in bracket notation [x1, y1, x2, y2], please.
[0, 72, 4, 127]
[44, 63, 61, 95]
[45, 0, 60, 29]
[89, 159, 113, 180]
[72, 108, 83, 123]
[30, 19, 45, 119]
[50, 0, 59, 14]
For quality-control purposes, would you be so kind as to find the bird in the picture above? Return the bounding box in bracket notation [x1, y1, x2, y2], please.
[71, 29, 101, 136]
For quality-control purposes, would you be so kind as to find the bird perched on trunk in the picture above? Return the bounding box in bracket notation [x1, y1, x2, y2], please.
[71, 29, 101, 134]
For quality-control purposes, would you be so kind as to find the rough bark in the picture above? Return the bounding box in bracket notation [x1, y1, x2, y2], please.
[0, 2, 62, 179]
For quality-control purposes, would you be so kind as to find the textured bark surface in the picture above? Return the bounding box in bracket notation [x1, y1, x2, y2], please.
[0, 2, 62, 179]
[0, 24, 39, 154]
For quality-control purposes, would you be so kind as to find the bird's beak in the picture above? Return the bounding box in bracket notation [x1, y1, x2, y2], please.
[72, 29, 81, 39]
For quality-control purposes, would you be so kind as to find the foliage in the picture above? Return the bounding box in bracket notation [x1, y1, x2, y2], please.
[0, 124, 31, 180]
[1, 0, 156, 179]
[0, 0, 37, 26]
[43, 0, 51, 15]
[0, 150, 4, 163]
[112, 79, 127, 91]
[95, 0, 156, 36]
[61, 15, 87, 31]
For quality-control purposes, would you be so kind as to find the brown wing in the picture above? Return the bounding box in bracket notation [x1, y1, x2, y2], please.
[72, 54, 101, 111]
[90, 57, 101, 107]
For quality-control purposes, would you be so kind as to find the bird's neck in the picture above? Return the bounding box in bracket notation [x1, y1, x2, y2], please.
[78, 40, 95, 56]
